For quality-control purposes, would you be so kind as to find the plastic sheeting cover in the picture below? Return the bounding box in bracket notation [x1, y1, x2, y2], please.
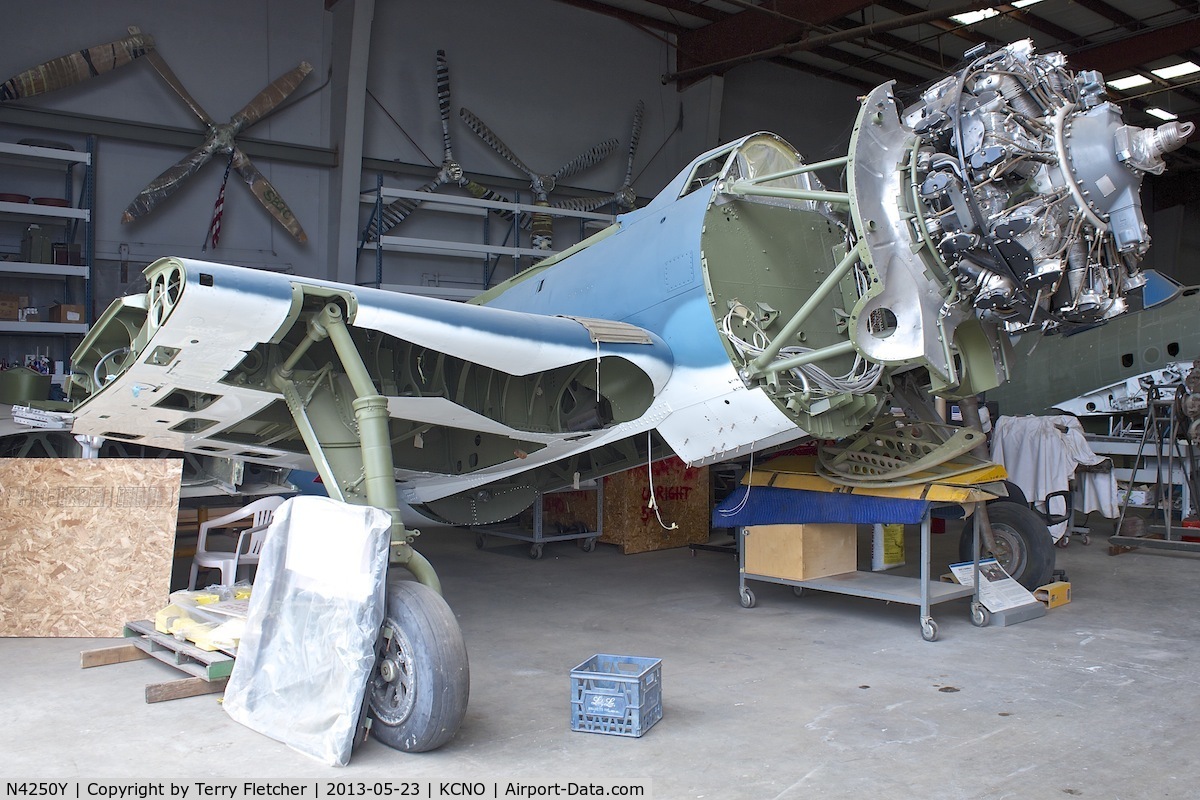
[222, 496, 393, 766]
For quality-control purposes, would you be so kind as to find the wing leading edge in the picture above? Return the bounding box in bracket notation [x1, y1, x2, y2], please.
[70, 258, 674, 508]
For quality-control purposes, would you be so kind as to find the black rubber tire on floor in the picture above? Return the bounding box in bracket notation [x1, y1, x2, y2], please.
[958, 500, 1056, 591]
[368, 580, 470, 753]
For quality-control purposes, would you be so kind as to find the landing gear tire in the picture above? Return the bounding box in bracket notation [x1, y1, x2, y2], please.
[739, 587, 756, 608]
[959, 500, 1056, 591]
[369, 580, 469, 753]
[970, 602, 991, 627]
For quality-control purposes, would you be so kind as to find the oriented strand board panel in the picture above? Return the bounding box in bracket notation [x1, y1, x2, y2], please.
[0, 458, 182, 636]
[600, 458, 710, 554]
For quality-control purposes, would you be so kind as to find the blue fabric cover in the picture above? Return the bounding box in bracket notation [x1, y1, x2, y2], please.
[712, 485, 930, 527]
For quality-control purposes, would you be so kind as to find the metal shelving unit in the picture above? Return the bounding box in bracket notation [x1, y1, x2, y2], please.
[0, 135, 94, 379]
[358, 180, 614, 290]
[1104, 396, 1200, 554]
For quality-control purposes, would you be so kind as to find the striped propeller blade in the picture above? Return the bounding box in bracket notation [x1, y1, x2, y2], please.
[366, 173, 446, 240]
[436, 50, 453, 162]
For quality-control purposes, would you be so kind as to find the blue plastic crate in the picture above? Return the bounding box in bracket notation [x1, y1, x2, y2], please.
[570, 653, 662, 737]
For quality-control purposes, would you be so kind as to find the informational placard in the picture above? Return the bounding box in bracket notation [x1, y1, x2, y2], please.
[948, 557, 1039, 613]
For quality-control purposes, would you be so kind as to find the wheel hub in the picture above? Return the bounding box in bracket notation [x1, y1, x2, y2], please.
[369, 624, 417, 725]
[987, 525, 1027, 577]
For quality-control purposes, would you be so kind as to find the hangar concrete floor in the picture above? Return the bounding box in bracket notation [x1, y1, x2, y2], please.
[4, 517, 1198, 799]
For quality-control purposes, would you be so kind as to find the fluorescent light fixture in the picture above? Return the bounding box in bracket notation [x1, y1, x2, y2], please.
[951, 8, 998, 25]
[1107, 74, 1152, 91]
[1151, 61, 1200, 80]
[1146, 107, 1179, 121]
[952, 0, 1043, 27]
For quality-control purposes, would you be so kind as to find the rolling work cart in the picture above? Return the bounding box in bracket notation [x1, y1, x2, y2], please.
[713, 456, 1002, 641]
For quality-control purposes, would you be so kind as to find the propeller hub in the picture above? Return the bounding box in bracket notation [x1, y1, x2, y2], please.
[537, 175, 555, 195]
[212, 123, 237, 152]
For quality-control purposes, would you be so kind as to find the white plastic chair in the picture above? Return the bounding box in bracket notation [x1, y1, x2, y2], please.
[188, 495, 288, 589]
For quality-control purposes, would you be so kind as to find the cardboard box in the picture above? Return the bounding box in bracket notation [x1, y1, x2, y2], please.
[743, 523, 857, 581]
[0, 292, 19, 321]
[52, 243, 82, 266]
[20, 225, 52, 264]
[1035, 581, 1071, 608]
[47, 303, 85, 323]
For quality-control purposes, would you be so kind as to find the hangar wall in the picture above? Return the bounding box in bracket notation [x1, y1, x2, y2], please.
[4, 0, 1190, 314]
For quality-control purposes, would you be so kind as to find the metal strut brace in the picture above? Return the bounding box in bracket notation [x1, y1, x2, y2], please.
[271, 302, 442, 594]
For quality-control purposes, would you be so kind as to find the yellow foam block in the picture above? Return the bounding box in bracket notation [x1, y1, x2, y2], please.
[154, 604, 192, 635]
[1035, 581, 1071, 608]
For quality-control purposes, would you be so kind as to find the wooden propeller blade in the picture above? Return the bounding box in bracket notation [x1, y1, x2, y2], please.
[230, 147, 307, 243]
[140, 49, 214, 126]
[230, 62, 313, 133]
[2, 32, 154, 102]
[121, 140, 215, 222]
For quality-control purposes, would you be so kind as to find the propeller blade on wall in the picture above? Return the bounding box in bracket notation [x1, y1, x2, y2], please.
[0, 30, 155, 102]
[121, 140, 217, 221]
[553, 100, 644, 214]
[121, 58, 313, 243]
[230, 62, 313, 132]
[365, 51, 516, 241]
[230, 145, 307, 243]
[459, 107, 538, 180]
[459, 105, 617, 249]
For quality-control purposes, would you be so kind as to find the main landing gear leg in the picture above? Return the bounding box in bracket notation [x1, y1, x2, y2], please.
[276, 302, 469, 752]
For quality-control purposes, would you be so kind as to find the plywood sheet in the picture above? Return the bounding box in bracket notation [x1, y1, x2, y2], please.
[600, 458, 710, 554]
[0, 458, 182, 636]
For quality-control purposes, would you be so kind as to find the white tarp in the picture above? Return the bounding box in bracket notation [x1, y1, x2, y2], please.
[990, 415, 1118, 541]
[222, 496, 392, 766]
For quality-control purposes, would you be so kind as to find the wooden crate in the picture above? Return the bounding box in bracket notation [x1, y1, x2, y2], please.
[743, 523, 857, 581]
[601, 458, 710, 554]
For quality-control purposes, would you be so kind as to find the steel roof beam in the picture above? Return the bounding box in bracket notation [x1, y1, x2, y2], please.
[671, 0, 876, 82]
[1072, 18, 1200, 73]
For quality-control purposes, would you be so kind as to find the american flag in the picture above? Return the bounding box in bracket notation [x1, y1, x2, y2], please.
[204, 154, 234, 250]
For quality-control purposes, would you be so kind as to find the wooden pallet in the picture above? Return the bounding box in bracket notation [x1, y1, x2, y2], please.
[80, 619, 234, 703]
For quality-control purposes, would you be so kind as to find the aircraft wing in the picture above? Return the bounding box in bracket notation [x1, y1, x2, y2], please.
[69, 257, 674, 509]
